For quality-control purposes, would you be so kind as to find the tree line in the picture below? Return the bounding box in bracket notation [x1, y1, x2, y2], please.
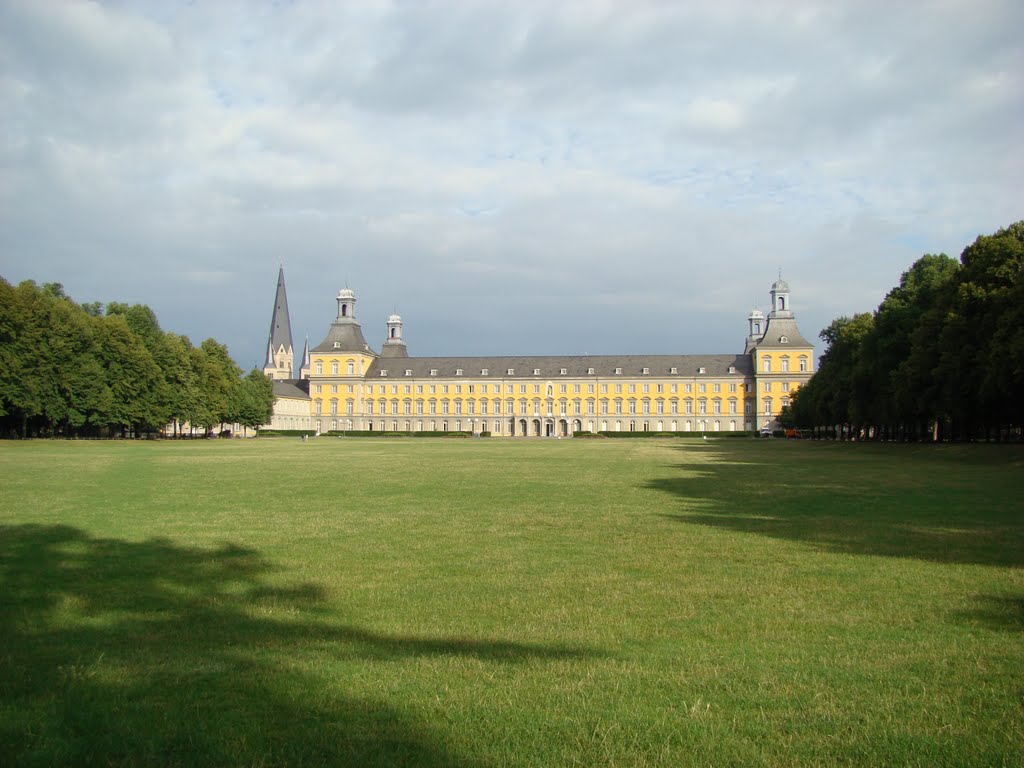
[0, 278, 275, 438]
[788, 221, 1023, 441]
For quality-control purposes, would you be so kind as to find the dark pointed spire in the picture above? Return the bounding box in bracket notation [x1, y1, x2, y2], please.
[265, 266, 295, 378]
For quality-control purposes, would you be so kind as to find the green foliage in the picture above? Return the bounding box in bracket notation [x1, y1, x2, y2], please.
[0, 277, 252, 437]
[793, 222, 1024, 440]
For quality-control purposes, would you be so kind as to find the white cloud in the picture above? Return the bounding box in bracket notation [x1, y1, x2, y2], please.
[0, 0, 1021, 363]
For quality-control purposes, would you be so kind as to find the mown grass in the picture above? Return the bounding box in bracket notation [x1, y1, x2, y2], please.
[1, 437, 1021, 767]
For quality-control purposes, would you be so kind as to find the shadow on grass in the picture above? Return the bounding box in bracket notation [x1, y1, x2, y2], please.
[0, 524, 597, 767]
[645, 443, 1024, 568]
[954, 595, 1024, 633]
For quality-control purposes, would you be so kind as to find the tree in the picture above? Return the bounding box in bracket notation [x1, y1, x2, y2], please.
[232, 370, 276, 434]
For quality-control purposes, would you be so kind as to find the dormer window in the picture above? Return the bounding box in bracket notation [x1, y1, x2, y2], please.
[430, 369, 438, 376]
[560, 368, 567, 375]
[507, 368, 514, 375]
[728, 366, 737, 374]
[780, 335, 789, 344]
[456, 369, 463, 376]
[698, 367, 706, 374]
[380, 370, 388, 377]
[405, 369, 412, 376]
[669, 367, 677, 374]
[614, 368, 622, 375]
[587, 367, 595, 375]
[481, 368, 488, 376]
[333, 342, 340, 349]
[642, 367, 649, 375]
[533, 369, 540, 376]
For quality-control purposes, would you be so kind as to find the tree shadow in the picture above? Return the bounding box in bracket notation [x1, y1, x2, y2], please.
[644, 444, 1024, 568]
[953, 594, 1024, 633]
[0, 524, 598, 767]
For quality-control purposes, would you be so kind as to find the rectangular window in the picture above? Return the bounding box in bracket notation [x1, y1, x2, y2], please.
[601, 401, 609, 415]
[781, 359, 790, 373]
[520, 384, 527, 394]
[656, 401, 664, 414]
[699, 384, 706, 393]
[346, 401, 353, 415]
[713, 383, 721, 393]
[671, 401, 678, 415]
[455, 385, 462, 394]
[588, 384, 595, 394]
[730, 383, 737, 393]
[391, 402, 398, 415]
[685, 383, 692, 393]
[560, 384, 567, 393]
[330, 401, 338, 415]
[729, 400, 737, 414]
[442, 402, 450, 415]
[685, 401, 692, 415]
[713, 401, 721, 414]
[615, 401, 623, 415]
[764, 382, 772, 392]
[416, 401, 423, 415]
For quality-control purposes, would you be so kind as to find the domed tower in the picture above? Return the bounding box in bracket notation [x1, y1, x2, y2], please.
[769, 279, 793, 318]
[380, 313, 409, 358]
[751, 276, 814, 432]
[744, 307, 765, 354]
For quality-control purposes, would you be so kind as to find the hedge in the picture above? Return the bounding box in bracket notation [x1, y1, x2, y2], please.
[593, 431, 757, 438]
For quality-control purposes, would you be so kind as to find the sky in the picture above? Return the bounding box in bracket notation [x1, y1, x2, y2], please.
[1, 0, 1021, 369]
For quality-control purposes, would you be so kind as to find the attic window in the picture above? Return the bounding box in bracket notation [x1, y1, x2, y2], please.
[507, 368, 514, 375]
[430, 369, 438, 376]
[380, 370, 388, 377]
[614, 368, 622, 375]
[560, 368, 567, 375]
[669, 367, 677, 374]
[698, 367, 706, 374]
[456, 368, 463, 376]
[405, 369, 412, 377]
[642, 367, 650, 375]
[481, 368, 488, 376]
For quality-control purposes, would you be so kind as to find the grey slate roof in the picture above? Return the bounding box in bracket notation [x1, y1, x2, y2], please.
[365, 353, 753, 379]
[755, 316, 813, 349]
[311, 320, 376, 355]
[272, 379, 310, 399]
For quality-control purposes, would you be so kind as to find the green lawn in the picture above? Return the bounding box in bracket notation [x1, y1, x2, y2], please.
[1, 438, 1021, 767]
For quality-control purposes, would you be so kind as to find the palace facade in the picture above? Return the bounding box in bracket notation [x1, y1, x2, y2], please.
[261, 268, 814, 436]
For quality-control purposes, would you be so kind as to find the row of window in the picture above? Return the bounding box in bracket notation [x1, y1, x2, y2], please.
[313, 381, 758, 396]
[317, 418, 752, 434]
[761, 355, 809, 373]
[313, 359, 810, 377]
[312, 397, 766, 417]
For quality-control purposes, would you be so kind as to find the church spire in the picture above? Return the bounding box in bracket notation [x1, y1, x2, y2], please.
[263, 266, 295, 379]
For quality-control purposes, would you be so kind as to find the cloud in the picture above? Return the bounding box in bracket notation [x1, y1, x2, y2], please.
[0, 0, 1021, 364]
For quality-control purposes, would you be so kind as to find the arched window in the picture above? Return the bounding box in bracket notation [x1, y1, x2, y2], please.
[341, 304, 348, 317]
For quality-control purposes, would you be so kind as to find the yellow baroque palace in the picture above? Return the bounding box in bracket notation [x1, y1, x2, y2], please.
[261, 268, 813, 436]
